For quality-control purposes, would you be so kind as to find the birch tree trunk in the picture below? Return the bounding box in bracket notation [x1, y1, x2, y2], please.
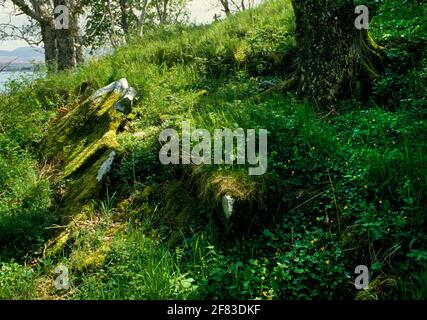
[137, 0, 150, 36]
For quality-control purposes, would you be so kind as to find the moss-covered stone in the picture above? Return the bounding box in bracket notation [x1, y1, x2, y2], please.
[44, 210, 88, 257]
[39, 80, 132, 219]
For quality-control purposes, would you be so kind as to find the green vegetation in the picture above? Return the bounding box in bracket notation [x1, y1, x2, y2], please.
[0, 0, 425, 300]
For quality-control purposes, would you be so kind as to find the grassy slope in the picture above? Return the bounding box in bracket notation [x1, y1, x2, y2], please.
[0, 0, 426, 300]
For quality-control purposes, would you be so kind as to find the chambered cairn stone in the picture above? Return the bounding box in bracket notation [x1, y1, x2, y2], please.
[40, 78, 138, 216]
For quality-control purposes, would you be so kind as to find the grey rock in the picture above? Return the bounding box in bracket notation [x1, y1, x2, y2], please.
[96, 151, 116, 182]
[114, 86, 138, 114]
[90, 78, 138, 114]
[221, 195, 235, 220]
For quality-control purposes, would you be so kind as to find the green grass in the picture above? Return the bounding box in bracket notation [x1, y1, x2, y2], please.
[73, 231, 196, 300]
[0, 262, 37, 299]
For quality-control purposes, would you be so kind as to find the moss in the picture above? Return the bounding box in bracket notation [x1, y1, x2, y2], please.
[116, 198, 132, 214]
[163, 180, 198, 246]
[360, 31, 385, 80]
[63, 153, 111, 214]
[45, 231, 72, 257]
[66, 219, 122, 270]
[40, 93, 123, 176]
[355, 277, 397, 300]
[44, 210, 88, 257]
[192, 166, 257, 202]
[70, 243, 110, 272]
[63, 130, 120, 178]
[39, 89, 126, 217]
[43, 204, 125, 259]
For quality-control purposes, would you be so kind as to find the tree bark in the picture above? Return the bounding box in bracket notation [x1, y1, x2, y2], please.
[155, 0, 169, 24]
[11, 0, 85, 71]
[71, 13, 85, 66]
[137, 0, 150, 36]
[119, 0, 129, 33]
[220, 0, 231, 16]
[291, 0, 383, 108]
[54, 0, 82, 70]
[162, 0, 169, 24]
[40, 20, 58, 71]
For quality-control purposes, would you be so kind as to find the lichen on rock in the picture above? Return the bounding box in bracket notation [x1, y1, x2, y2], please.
[39, 79, 137, 217]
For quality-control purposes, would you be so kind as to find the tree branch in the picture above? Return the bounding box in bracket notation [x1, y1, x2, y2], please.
[11, 0, 42, 21]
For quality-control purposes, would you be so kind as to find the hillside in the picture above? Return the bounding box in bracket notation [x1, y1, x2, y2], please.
[0, 47, 44, 62]
[0, 0, 426, 300]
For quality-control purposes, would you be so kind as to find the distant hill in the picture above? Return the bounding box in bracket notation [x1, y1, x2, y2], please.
[0, 47, 44, 66]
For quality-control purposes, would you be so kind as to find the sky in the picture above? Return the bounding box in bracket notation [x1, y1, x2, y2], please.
[0, 1, 29, 50]
[0, 0, 227, 51]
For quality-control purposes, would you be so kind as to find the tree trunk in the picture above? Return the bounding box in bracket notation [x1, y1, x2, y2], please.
[41, 20, 58, 72]
[55, 25, 76, 70]
[73, 16, 85, 66]
[119, 0, 129, 33]
[54, 0, 77, 70]
[220, 0, 231, 16]
[11, 0, 85, 72]
[155, 0, 169, 24]
[162, 0, 169, 24]
[138, 0, 150, 36]
[291, 0, 383, 108]
[106, 0, 121, 48]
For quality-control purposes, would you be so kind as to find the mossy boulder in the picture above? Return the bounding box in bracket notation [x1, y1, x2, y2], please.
[192, 167, 260, 228]
[40, 78, 137, 215]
